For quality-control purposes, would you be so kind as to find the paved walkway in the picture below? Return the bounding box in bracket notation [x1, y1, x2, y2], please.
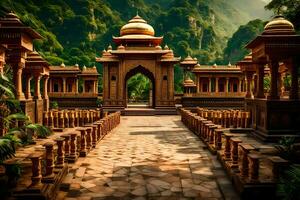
[59, 116, 238, 200]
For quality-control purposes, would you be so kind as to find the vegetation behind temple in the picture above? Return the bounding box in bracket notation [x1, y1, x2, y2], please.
[0, 0, 271, 94]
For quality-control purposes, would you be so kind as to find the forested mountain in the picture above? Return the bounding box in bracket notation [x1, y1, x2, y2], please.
[0, 0, 271, 92]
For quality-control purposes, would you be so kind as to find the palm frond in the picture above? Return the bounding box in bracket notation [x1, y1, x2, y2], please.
[0, 139, 16, 163]
[26, 124, 52, 138]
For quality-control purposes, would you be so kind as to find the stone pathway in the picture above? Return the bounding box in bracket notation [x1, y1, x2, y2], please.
[59, 116, 238, 200]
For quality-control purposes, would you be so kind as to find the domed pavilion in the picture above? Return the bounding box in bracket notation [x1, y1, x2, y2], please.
[97, 15, 180, 113]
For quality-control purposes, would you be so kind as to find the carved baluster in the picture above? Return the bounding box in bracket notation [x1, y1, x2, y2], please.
[43, 111, 49, 126]
[248, 153, 260, 182]
[64, 111, 69, 128]
[214, 129, 223, 150]
[91, 125, 97, 148]
[54, 111, 59, 128]
[230, 138, 242, 168]
[239, 144, 255, 178]
[69, 132, 78, 163]
[223, 133, 233, 160]
[61, 134, 70, 162]
[48, 111, 54, 129]
[77, 128, 87, 157]
[42, 142, 55, 183]
[29, 153, 43, 187]
[54, 137, 65, 169]
[58, 111, 64, 129]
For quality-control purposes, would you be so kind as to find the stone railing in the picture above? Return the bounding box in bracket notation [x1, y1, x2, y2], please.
[180, 108, 289, 198]
[48, 92, 98, 98]
[188, 92, 246, 97]
[43, 109, 102, 129]
[14, 111, 121, 199]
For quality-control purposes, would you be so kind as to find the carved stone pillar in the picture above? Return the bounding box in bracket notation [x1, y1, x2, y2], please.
[25, 75, 32, 100]
[42, 142, 55, 183]
[14, 63, 25, 100]
[53, 111, 59, 128]
[215, 77, 219, 93]
[34, 74, 42, 100]
[43, 75, 49, 99]
[58, 111, 64, 129]
[255, 64, 265, 98]
[62, 77, 66, 93]
[214, 129, 223, 150]
[64, 111, 69, 128]
[69, 111, 75, 128]
[43, 111, 49, 126]
[268, 60, 280, 99]
[225, 78, 229, 93]
[208, 77, 212, 92]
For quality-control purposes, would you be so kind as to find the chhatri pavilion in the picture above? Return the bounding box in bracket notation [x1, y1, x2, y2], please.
[96, 15, 180, 113]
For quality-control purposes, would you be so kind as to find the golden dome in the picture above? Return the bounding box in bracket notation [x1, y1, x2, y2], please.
[120, 15, 155, 36]
[263, 15, 295, 35]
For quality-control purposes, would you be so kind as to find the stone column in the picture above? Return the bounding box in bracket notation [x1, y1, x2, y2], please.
[75, 79, 79, 94]
[25, 75, 32, 100]
[238, 78, 243, 93]
[14, 64, 25, 100]
[77, 128, 87, 157]
[34, 74, 42, 100]
[245, 72, 253, 98]
[230, 138, 242, 168]
[95, 80, 99, 94]
[43, 75, 49, 99]
[62, 77, 66, 93]
[255, 64, 265, 98]
[268, 61, 280, 100]
[290, 58, 299, 100]
[215, 77, 219, 93]
[208, 78, 212, 92]
[225, 78, 229, 93]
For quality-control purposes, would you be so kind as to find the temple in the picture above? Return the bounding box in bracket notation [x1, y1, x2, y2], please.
[49, 64, 99, 108]
[96, 15, 180, 113]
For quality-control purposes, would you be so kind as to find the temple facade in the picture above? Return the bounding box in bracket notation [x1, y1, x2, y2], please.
[49, 64, 99, 108]
[97, 15, 180, 112]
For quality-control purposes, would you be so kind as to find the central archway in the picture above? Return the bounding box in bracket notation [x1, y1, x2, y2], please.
[124, 65, 155, 108]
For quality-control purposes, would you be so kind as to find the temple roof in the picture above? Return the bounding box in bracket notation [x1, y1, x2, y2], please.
[192, 64, 242, 74]
[113, 15, 163, 46]
[180, 56, 198, 66]
[263, 15, 295, 35]
[183, 77, 196, 87]
[26, 51, 49, 68]
[0, 12, 42, 39]
[50, 63, 80, 73]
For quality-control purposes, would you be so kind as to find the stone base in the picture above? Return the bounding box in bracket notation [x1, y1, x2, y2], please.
[13, 166, 68, 200]
[232, 173, 276, 200]
[182, 96, 245, 109]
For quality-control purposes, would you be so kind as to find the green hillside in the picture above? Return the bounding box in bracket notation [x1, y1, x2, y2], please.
[0, 0, 271, 92]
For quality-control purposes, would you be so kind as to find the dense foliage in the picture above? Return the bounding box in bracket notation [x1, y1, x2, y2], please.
[0, 0, 270, 94]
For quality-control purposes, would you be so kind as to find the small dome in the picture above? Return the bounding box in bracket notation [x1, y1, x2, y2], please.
[195, 64, 201, 68]
[164, 45, 169, 50]
[120, 15, 155, 37]
[155, 45, 162, 50]
[75, 63, 79, 67]
[60, 62, 65, 67]
[117, 44, 125, 50]
[263, 15, 295, 35]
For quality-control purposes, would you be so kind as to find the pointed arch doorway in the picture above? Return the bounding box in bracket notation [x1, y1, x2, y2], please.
[124, 65, 155, 108]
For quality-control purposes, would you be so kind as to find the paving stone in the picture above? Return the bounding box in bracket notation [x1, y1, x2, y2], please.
[60, 116, 237, 199]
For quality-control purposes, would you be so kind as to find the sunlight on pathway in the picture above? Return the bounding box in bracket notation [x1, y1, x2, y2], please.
[59, 116, 238, 200]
